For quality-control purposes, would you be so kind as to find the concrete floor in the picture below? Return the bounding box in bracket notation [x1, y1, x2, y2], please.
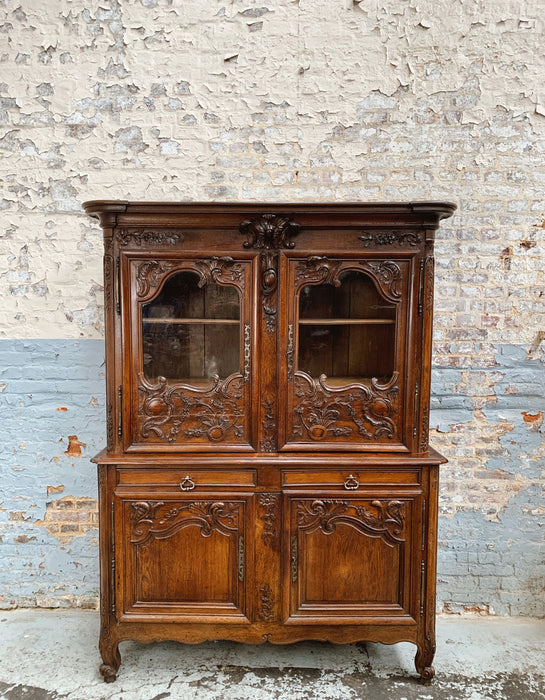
[0, 611, 544, 699]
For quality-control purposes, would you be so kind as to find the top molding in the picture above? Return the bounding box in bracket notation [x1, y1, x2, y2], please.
[83, 200, 456, 231]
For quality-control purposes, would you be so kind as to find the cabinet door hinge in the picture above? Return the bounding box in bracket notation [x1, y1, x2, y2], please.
[238, 535, 244, 582]
[115, 257, 121, 315]
[420, 560, 426, 616]
[291, 535, 298, 582]
[417, 259, 424, 315]
[111, 501, 116, 616]
[117, 385, 122, 439]
[413, 383, 419, 439]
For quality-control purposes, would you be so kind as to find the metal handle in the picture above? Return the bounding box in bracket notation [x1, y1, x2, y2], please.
[344, 474, 359, 490]
[180, 476, 196, 491]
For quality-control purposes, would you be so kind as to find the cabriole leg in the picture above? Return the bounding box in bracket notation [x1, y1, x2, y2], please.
[415, 635, 435, 685]
[99, 627, 121, 683]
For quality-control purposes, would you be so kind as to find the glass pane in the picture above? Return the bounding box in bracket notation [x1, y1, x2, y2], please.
[298, 270, 395, 383]
[142, 270, 240, 383]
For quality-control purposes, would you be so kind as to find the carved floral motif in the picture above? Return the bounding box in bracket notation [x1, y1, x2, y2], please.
[296, 499, 405, 546]
[138, 373, 246, 444]
[260, 397, 276, 452]
[259, 493, 280, 544]
[261, 251, 278, 333]
[258, 584, 274, 621]
[130, 500, 240, 545]
[420, 403, 430, 453]
[240, 214, 300, 250]
[358, 230, 423, 248]
[106, 402, 114, 450]
[424, 256, 434, 311]
[118, 229, 184, 247]
[103, 254, 114, 310]
[292, 372, 399, 442]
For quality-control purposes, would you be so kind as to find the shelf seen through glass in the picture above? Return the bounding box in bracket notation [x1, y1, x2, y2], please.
[143, 318, 240, 325]
[298, 319, 394, 325]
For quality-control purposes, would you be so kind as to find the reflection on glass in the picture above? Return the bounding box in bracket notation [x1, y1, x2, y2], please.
[142, 271, 240, 383]
[298, 270, 395, 383]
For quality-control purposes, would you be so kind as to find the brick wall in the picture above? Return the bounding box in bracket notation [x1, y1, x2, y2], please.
[0, 1, 543, 615]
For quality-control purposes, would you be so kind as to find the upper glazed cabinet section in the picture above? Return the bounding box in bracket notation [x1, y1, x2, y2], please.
[84, 201, 455, 455]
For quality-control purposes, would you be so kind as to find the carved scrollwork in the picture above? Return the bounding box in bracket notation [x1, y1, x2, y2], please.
[118, 228, 184, 247]
[294, 256, 402, 303]
[194, 256, 244, 288]
[138, 372, 246, 444]
[136, 260, 178, 298]
[240, 213, 300, 250]
[259, 493, 280, 544]
[292, 372, 399, 442]
[359, 230, 423, 248]
[261, 251, 278, 333]
[296, 499, 406, 546]
[136, 257, 244, 300]
[295, 256, 343, 286]
[359, 260, 402, 302]
[130, 500, 240, 545]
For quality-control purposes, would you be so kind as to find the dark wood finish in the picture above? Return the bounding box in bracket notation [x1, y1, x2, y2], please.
[85, 200, 455, 683]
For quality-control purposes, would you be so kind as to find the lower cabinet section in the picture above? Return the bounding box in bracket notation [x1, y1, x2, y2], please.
[97, 462, 439, 685]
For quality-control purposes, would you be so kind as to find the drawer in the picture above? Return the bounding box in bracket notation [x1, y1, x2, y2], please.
[282, 468, 421, 489]
[117, 468, 257, 490]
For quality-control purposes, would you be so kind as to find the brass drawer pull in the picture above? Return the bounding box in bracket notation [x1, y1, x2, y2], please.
[344, 474, 359, 490]
[180, 476, 196, 491]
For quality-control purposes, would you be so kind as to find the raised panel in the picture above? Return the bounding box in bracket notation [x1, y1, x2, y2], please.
[117, 496, 251, 621]
[285, 495, 418, 623]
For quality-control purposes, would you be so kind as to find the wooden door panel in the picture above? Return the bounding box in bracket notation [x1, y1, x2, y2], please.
[301, 527, 400, 604]
[117, 496, 251, 621]
[285, 495, 419, 622]
[136, 528, 236, 604]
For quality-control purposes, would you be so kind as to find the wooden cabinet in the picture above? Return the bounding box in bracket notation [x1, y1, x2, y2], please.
[85, 201, 455, 683]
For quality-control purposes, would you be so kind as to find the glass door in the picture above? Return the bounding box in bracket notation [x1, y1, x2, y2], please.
[125, 256, 254, 450]
[281, 256, 409, 450]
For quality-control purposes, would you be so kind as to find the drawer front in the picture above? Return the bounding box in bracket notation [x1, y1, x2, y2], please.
[282, 468, 421, 490]
[117, 468, 257, 490]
